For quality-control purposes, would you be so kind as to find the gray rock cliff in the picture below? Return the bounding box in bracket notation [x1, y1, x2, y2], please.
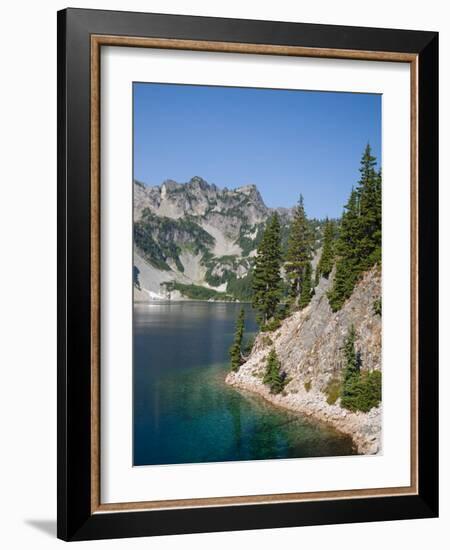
[226, 267, 382, 454]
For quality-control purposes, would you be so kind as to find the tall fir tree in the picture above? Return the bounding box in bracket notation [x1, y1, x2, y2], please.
[263, 348, 285, 394]
[328, 144, 382, 312]
[229, 308, 245, 372]
[299, 261, 313, 309]
[340, 325, 361, 409]
[315, 218, 335, 283]
[357, 144, 381, 270]
[327, 188, 361, 311]
[371, 168, 382, 264]
[342, 325, 359, 378]
[252, 212, 282, 325]
[285, 195, 313, 302]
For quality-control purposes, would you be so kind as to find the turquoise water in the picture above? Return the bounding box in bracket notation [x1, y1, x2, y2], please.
[133, 301, 355, 466]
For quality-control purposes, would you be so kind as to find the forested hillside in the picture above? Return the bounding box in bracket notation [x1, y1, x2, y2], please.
[226, 145, 383, 453]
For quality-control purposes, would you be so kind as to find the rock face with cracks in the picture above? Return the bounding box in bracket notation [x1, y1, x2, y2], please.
[133, 177, 329, 302]
[226, 267, 382, 454]
[133, 177, 272, 301]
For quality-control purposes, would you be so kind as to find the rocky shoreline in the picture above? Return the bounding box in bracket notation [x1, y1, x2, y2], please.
[226, 369, 381, 454]
[225, 267, 382, 455]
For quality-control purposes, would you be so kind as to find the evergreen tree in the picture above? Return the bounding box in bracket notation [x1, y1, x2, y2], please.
[372, 168, 382, 264]
[285, 195, 313, 302]
[263, 348, 285, 394]
[339, 325, 382, 412]
[327, 144, 382, 312]
[299, 261, 313, 309]
[357, 144, 381, 270]
[327, 189, 360, 311]
[229, 308, 245, 372]
[315, 218, 335, 283]
[252, 213, 282, 325]
[342, 325, 359, 378]
[340, 325, 361, 409]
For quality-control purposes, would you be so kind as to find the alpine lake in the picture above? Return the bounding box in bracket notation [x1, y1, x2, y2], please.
[133, 301, 355, 466]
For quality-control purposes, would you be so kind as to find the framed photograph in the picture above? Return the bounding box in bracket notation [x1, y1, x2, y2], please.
[57, 8, 438, 541]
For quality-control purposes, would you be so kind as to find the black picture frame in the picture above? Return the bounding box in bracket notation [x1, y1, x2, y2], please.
[57, 7, 438, 541]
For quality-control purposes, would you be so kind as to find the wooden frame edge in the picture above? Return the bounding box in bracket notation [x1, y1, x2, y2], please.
[91, 34, 417, 62]
[89, 34, 419, 514]
[95, 485, 417, 513]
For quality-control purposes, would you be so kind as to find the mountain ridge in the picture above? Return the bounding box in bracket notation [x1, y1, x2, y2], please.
[133, 176, 320, 302]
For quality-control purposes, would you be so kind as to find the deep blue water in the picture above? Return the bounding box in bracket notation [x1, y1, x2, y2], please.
[133, 301, 355, 466]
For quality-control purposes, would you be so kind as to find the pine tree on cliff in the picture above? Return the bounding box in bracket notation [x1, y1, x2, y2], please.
[357, 144, 381, 269]
[340, 325, 361, 410]
[328, 144, 382, 311]
[263, 348, 284, 394]
[252, 213, 282, 325]
[327, 188, 360, 311]
[339, 324, 382, 412]
[342, 325, 359, 378]
[285, 195, 313, 301]
[229, 308, 245, 372]
[315, 218, 335, 284]
[299, 261, 313, 309]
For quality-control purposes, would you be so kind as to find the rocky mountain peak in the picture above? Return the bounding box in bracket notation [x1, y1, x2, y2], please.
[160, 179, 182, 197]
[187, 176, 215, 191]
[135, 176, 270, 220]
[235, 184, 265, 206]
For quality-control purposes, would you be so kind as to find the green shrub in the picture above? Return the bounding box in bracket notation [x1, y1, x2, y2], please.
[373, 298, 382, 316]
[261, 335, 273, 347]
[325, 377, 341, 405]
[261, 317, 282, 332]
[339, 325, 382, 412]
[341, 370, 382, 412]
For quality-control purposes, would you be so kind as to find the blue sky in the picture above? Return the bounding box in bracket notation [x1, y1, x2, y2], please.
[133, 83, 381, 219]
